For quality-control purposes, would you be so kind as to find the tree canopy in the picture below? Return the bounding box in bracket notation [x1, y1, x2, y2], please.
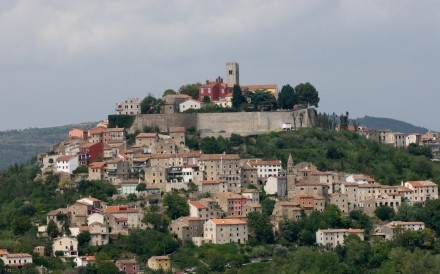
[141, 94, 163, 114]
[179, 82, 202, 100]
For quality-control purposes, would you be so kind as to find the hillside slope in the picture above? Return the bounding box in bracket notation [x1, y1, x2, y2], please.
[354, 115, 429, 134]
[0, 122, 96, 171]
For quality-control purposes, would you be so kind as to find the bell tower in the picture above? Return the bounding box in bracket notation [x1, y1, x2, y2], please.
[287, 153, 296, 198]
[225, 62, 239, 87]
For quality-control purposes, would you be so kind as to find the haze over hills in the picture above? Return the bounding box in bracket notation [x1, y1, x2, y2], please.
[0, 122, 96, 171]
[0, 116, 432, 171]
[353, 116, 429, 135]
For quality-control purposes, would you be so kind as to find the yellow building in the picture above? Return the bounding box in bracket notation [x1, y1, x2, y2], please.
[241, 84, 278, 98]
[147, 256, 171, 271]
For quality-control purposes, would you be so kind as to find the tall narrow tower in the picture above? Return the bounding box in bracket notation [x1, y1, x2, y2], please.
[286, 153, 296, 198]
[225, 62, 239, 87]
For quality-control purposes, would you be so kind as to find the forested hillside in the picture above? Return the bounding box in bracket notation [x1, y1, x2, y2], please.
[0, 122, 96, 171]
[354, 116, 429, 134]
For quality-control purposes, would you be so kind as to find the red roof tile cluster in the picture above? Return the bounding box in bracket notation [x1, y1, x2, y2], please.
[209, 219, 247, 225]
[406, 180, 437, 187]
[200, 154, 240, 161]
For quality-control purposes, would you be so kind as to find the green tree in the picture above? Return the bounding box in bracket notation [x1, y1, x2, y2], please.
[141, 94, 163, 114]
[375, 205, 395, 221]
[47, 220, 60, 239]
[163, 89, 177, 96]
[179, 82, 202, 100]
[247, 212, 275, 244]
[277, 84, 296, 109]
[260, 198, 276, 216]
[136, 183, 147, 192]
[420, 199, 440, 235]
[249, 90, 277, 111]
[202, 96, 211, 103]
[77, 231, 91, 248]
[12, 216, 33, 235]
[232, 84, 246, 109]
[294, 82, 320, 107]
[143, 212, 170, 233]
[163, 191, 189, 219]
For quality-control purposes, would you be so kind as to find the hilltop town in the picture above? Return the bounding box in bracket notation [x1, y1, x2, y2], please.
[1, 63, 440, 273]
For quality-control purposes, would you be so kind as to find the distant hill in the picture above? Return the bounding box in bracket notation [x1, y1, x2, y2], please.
[0, 122, 96, 171]
[353, 116, 429, 135]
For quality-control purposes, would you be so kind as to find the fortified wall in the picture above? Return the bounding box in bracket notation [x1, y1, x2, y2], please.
[129, 108, 317, 137]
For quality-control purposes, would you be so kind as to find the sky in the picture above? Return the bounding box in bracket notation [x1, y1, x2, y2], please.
[0, 0, 439, 131]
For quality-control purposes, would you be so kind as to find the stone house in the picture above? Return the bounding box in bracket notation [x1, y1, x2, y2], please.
[169, 216, 205, 243]
[329, 193, 349, 214]
[189, 199, 223, 221]
[214, 192, 247, 217]
[115, 258, 139, 274]
[147, 256, 171, 271]
[404, 180, 438, 205]
[240, 163, 258, 189]
[203, 219, 248, 244]
[52, 236, 78, 257]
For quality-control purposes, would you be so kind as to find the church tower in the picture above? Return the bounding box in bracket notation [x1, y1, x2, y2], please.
[226, 62, 239, 87]
[286, 153, 296, 198]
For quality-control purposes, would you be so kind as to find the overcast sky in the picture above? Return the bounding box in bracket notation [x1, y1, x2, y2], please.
[0, 0, 439, 131]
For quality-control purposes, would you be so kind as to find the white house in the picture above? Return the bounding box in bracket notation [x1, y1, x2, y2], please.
[52, 236, 78, 257]
[316, 228, 364, 248]
[247, 160, 282, 178]
[56, 155, 79, 174]
[264, 176, 287, 197]
[74, 256, 96, 267]
[179, 99, 201, 112]
[115, 98, 141, 115]
[0, 250, 33, 267]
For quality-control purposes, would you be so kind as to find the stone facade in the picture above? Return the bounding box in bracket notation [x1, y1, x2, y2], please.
[129, 109, 316, 138]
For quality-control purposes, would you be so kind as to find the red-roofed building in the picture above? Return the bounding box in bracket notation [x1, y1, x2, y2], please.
[203, 218, 248, 244]
[198, 77, 233, 101]
[69, 128, 88, 140]
[214, 192, 247, 217]
[115, 259, 139, 274]
[79, 141, 104, 166]
[105, 205, 144, 229]
[404, 180, 438, 204]
[0, 251, 33, 267]
[88, 162, 107, 180]
[103, 128, 126, 142]
[88, 127, 105, 143]
[74, 255, 96, 267]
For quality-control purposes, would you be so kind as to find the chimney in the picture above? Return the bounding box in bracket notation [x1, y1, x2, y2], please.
[206, 80, 209, 84]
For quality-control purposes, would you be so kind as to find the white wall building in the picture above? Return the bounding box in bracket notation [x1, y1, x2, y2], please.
[56, 155, 79, 174]
[115, 98, 141, 115]
[404, 180, 438, 204]
[316, 228, 364, 248]
[179, 99, 201, 112]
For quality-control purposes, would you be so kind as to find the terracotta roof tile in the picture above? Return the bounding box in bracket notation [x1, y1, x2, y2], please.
[200, 154, 240, 161]
[189, 201, 208, 209]
[209, 218, 247, 225]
